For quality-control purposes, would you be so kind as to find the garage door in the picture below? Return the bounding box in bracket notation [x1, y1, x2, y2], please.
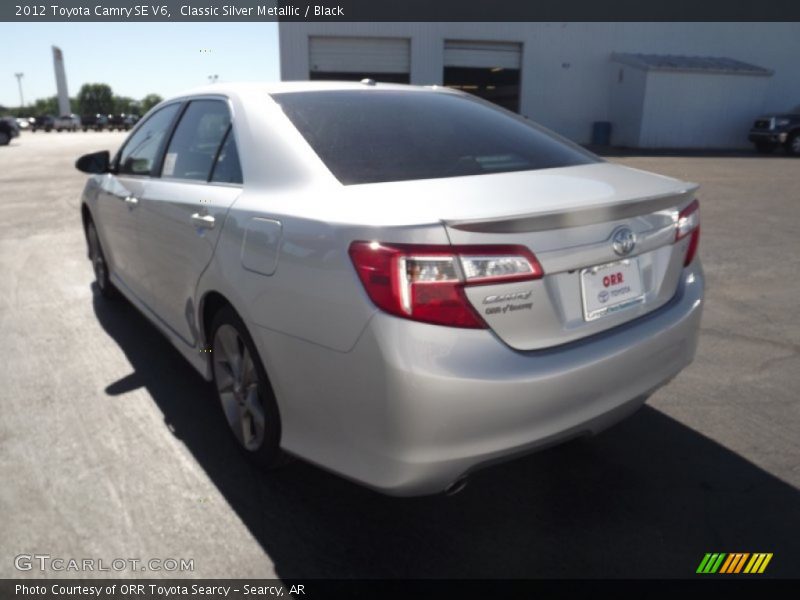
[309, 36, 410, 83]
[443, 40, 522, 112]
[443, 40, 521, 70]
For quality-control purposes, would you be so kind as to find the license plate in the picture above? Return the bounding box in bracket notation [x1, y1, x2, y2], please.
[580, 259, 645, 321]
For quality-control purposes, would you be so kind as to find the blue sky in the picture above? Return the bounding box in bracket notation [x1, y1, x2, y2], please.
[1, 23, 280, 107]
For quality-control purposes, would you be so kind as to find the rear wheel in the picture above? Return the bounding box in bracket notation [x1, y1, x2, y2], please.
[210, 306, 284, 467]
[86, 220, 118, 299]
[786, 132, 800, 156]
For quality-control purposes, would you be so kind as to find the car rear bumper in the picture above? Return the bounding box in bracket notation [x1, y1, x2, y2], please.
[264, 262, 704, 496]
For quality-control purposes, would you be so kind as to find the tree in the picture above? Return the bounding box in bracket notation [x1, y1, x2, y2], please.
[32, 96, 60, 116]
[112, 96, 140, 115]
[16, 84, 164, 118]
[140, 93, 163, 114]
[77, 83, 113, 116]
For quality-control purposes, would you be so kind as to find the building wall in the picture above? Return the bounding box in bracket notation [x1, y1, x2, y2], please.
[279, 22, 800, 145]
[608, 65, 648, 147]
[639, 71, 770, 148]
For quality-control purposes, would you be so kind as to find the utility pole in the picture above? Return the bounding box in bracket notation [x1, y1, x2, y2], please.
[14, 72, 24, 107]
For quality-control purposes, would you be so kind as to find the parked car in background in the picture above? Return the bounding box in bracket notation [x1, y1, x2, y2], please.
[81, 113, 109, 131]
[749, 106, 800, 155]
[31, 115, 55, 132]
[0, 117, 21, 145]
[75, 82, 704, 496]
[54, 114, 81, 132]
[15, 117, 32, 130]
[107, 113, 138, 131]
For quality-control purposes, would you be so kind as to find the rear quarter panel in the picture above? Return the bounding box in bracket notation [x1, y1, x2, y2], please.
[196, 188, 450, 354]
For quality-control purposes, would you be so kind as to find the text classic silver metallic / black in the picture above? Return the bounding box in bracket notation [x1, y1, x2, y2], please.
[76, 81, 703, 496]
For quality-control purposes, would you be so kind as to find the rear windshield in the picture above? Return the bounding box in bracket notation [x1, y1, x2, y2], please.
[272, 90, 599, 185]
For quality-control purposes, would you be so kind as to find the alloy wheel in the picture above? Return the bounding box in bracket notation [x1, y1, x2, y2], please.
[87, 224, 107, 291]
[212, 324, 266, 451]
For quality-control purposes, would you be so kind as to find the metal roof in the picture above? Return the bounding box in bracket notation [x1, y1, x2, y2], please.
[611, 53, 773, 76]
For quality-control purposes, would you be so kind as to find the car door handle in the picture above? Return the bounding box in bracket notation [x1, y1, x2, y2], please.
[124, 195, 138, 207]
[191, 213, 215, 229]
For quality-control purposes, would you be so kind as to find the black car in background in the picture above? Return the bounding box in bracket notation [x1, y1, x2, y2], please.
[81, 114, 109, 131]
[0, 117, 21, 145]
[749, 107, 800, 155]
[107, 113, 140, 131]
[31, 115, 55, 132]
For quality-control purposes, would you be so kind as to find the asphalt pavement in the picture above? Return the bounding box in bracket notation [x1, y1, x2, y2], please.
[1, 131, 798, 579]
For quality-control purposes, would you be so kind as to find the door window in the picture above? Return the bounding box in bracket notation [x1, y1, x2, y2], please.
[117, 104, 180, 176]
[161, 100, 231, 181]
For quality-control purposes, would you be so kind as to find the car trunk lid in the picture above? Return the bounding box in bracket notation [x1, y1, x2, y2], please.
[337, 161, 698, 351]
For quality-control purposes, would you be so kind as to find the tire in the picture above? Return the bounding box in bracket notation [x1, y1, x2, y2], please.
[0, 131, 9, 146]
[210, 306, 285, 468]
[86, 220, 119, 300]
[754, 141, 775, 154]
[785, 132, 800, 157]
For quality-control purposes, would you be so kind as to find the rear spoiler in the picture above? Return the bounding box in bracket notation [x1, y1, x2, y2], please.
[444, 187, 699, 233]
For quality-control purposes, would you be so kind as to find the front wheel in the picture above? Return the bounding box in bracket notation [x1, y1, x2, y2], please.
[0, 131, 9, 146]
[86, 220, 118, 299]
[210, 307, 284, 467]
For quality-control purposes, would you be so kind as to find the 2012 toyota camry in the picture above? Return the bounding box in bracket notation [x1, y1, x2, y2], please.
[76, 81, 703, 496]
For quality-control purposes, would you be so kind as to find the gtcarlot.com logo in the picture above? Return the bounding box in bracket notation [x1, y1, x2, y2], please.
[696, 552, 773, 574]
[14, 554, 194, 573]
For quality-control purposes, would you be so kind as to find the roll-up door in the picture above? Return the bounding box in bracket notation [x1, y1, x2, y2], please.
[443, 40, 522, 70]
[443, 40, 522, 112]
[309, 36, 410, 83]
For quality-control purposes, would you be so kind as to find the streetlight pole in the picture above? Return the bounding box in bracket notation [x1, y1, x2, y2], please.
[14, 72, 24, 108]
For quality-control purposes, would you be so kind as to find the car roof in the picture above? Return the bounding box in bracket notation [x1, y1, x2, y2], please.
[164, 80, 455, 102]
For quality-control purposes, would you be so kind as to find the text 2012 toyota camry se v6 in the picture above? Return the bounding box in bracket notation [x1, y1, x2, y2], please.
[76, 81, 703, 496]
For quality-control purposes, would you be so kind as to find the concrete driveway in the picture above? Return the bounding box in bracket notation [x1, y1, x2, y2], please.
[1, 132, 798, 578]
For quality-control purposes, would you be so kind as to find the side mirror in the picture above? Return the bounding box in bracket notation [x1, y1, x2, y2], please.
[75, 150, 110, 174]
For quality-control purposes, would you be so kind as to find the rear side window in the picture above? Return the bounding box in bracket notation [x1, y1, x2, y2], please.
[162, 100, 231, 181]
[272, 90, 599, 185]
[118, 104, 180, 176]
[210, 129, 243, 184]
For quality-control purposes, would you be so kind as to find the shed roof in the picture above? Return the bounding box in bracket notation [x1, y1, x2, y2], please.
[611, 53, 773, 76]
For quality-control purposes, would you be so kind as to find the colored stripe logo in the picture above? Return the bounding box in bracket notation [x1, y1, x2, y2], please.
[696, 552, 773, 574]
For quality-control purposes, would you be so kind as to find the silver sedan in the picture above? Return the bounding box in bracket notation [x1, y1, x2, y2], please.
[76, 81, 703, 496]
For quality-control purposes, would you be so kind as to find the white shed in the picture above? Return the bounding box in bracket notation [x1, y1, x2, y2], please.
[609, 54, 773, 148]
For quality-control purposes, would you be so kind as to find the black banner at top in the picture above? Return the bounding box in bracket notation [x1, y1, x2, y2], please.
[4, 0, 800, 22]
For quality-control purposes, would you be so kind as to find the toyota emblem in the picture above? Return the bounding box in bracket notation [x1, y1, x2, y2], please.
[612, 227, 636, 256]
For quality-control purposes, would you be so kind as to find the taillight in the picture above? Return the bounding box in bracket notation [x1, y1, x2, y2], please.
[348, 242, 543, 329]
[676, 199, 700, 267]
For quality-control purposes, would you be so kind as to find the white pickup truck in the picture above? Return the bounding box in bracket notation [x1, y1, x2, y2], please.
[53, 114, 81, 132]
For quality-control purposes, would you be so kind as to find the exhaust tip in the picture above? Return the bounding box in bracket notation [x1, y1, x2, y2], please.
[444, 477, 469, 496]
